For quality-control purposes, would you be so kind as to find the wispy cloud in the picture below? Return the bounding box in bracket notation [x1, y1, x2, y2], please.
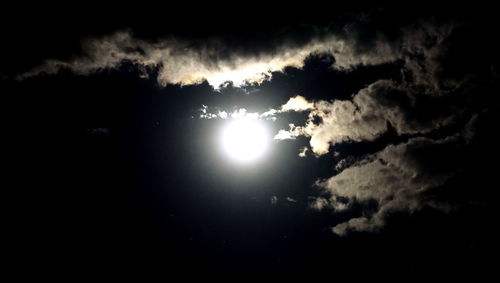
[16, 24, 411, 89]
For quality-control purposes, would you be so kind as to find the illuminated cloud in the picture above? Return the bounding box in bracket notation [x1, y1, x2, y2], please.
[17, 18, 484, 238]
[280, 95, 314, 112]
[16, 28, 406, 89]
[274, 129, 296, 140]
[268, 19, 489, 236]
[316, 136, 462, 235]
[16, 20, 456, 92]
[298, 147, 309, 157]
[274, 80, 458, 155]
[200, 107, 263, 121]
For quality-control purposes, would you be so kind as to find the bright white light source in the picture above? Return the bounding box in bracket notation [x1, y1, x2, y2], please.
[221, 119, 270, 163]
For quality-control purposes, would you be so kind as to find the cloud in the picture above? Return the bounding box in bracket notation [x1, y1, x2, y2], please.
[19, 20, 451, 89]
[199, 94, 315, 123]
[274, 80, 459, 155]
[199, 107, 266, 121]
[15, 31, 331, 89]
[314, 136, 463, 235]
[274, 129, 296, 140]
[268, 17, 497, 236]
[298, 147, 309, 157]
[14, 15, 463, 94]
[270, 196, 278, 205]
[310, 197, 329, 210]
[191, 18, 491, 237]
[18, 16, 493, 237]
[280, 95, 314, 112]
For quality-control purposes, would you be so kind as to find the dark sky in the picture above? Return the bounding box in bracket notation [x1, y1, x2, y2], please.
[3, 3, 500, 281]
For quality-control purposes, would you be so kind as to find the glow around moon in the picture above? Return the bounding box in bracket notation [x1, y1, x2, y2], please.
[221, 119, 270, 163]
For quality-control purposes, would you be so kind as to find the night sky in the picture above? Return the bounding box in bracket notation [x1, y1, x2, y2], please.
[3, 3, 500, 280]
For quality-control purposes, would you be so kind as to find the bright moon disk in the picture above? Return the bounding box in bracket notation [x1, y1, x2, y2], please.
[221, 119, 270, 163]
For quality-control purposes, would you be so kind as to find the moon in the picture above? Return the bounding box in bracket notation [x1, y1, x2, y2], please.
[221, 119, 270, 163]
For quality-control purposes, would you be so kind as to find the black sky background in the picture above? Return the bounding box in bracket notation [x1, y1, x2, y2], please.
[3, 3, 500, 281]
